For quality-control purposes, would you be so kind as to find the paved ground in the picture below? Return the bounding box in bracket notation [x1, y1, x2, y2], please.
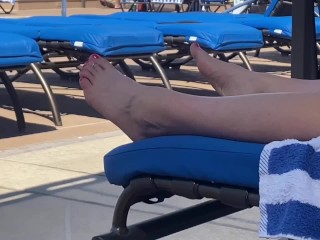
[0, 6, 292, 240]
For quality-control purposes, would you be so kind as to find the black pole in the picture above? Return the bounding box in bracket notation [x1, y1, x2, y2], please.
[291, 0, 318, 79]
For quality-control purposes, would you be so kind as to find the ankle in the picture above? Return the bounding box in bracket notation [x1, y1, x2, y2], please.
[130, 86, 170, 139]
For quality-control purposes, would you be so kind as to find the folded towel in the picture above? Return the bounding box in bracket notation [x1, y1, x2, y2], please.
[259, 137, 320, 240]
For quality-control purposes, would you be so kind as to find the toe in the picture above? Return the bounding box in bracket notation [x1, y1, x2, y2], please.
[190, 43, 216, 78]
[89, 54, 101, 60]
[190, 43, 204, 60]
[79, 68, 93, 79]
[79, 77, 92, 90]
[190, 43, 210, 62]
[79, 67, 95, 89]
[88, 54, 113, 70]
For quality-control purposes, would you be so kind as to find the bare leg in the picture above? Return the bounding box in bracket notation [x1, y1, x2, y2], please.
[80, 54, 320, 143]
[100, 0, 121, 8]
[190, 44, 320, 96]
[114, 0, 121, 8]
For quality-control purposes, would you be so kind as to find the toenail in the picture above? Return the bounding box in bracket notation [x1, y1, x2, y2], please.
[194, 42, 200, 48]
[92, 54, 100, 59]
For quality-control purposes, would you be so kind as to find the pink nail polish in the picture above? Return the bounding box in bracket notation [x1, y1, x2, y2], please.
[194, 42, 200, 48]
[92, 54, 100, 59]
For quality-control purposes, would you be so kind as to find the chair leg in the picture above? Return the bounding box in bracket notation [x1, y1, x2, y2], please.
[117, 60, 136, 80]
[0, 72, 26, 132]
[254, 48, 261, 57]
[92, 178, 241, 240]
[29, 63, 62, 126]
[238, 52, 253, 71]
[149, 54, 172, 90]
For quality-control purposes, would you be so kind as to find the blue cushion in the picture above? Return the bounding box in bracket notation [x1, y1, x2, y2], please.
[0, 23, 41, 39]
[11, 16, 112, 26]
[104, 136, 265, 189]
[156, 22, 263, 50]
[264, 0, 280, 17]
[39, 25, 165, 56]
[110, 12, 235, 23]
[70, 15, 157, 27]
[109, 12, 265, 23]
[0, 33, 42, 67]
[72, 14, 264, 50]
[0, 16, 164, 56]
[14, 15, 157, 27]
[238, 16, 320, 40]
[107, 12, 320, 41]
[6, 15, 157, 30]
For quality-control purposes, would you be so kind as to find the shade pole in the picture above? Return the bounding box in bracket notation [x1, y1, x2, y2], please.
[291, 0, 318, 79]
[62, 0, 67, 16]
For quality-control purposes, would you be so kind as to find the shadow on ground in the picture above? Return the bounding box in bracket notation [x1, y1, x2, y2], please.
[0, 116, 56, 139]
[0, 173, 259, 240]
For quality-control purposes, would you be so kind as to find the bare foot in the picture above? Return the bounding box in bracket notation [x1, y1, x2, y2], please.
[79, 55, 145, 140]
[100, 0, 115, 8]
[190, 43, 263, 96]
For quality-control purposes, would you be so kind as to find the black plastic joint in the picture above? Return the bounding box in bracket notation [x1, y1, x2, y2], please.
[170, 180, 202, 199]
[219, 187, 250, 209]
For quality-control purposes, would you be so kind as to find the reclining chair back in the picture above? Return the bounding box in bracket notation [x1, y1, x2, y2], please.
[264, 0, 292, 16]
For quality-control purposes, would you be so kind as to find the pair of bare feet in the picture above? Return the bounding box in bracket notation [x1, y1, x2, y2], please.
[79, 43, 269, 140]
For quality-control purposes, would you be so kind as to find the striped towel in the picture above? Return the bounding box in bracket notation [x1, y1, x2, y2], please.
[259, 137, 320, 240]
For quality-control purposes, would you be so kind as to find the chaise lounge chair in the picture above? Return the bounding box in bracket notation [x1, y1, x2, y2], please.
[93, 133, 320, 240]
[71, 13, 264, 71]
[92, 135, 263, 239]
[0, 17, 170, 122]
[0, 32, 52, 131]
[0, 15, 264, 87]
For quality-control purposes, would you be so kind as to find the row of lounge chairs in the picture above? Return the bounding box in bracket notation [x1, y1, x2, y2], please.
[1, 13, 258, 130]
[2, 0, 315, 131]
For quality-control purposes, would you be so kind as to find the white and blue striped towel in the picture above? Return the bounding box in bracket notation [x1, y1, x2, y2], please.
[259, 137, 320, 240]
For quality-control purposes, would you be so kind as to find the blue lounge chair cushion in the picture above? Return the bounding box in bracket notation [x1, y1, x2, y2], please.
[104, 136, 265, 189]
[13, 15, 157, 27]
[39, 25, 165, 56]
[156, 22, 264, 50]
[11, 16, 157, 30]
[0, 22, 41, 39]
[71, 15, 157, 27]
[109, 12, 263, 24]
[0, 33, 42, 67]
[72, 14, 264, 50]
[107, 12, 320, 40]
[7, 16, 114, 26]
[0, 17, 163, 56]
[233, 16, 320, 40]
